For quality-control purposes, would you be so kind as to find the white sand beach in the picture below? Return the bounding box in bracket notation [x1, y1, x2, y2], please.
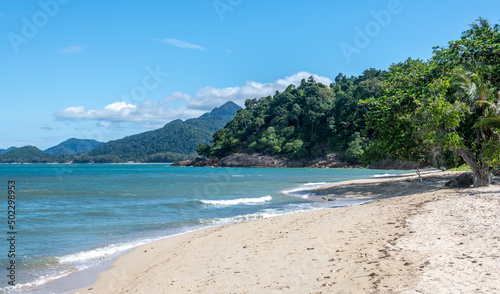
[73, 171, 500, 293]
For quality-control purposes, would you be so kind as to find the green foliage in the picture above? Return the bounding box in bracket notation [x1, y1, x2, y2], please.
[88, 123, 213, 161]
[345, 133, 368, 164]
[433, 17, 500, 87]
[205, 72, 387, 160]
[361, 58, 434, 165]
[197, 144, 211, 157]
[447, 164, 472, 172]
[363, 18, 500, 186]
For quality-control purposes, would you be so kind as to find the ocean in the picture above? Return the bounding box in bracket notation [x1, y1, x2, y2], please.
[0, 164, 407, 293]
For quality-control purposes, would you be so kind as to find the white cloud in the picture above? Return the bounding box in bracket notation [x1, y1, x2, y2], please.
[97, 121, 119, 128]
[155, 38, 205, 50]
[163, 91, 193, 103]
[58, 45, 84, 54]
[56, 100, 204, 123]
[56, 71, 332, 125]
[185, 71, 332, 110]
[104, 101, 136, 111]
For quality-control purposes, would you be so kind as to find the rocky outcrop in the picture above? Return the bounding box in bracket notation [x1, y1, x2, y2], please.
[445, 172, 473, 188]
[306, 153, 356, 168]
[173, 153, 352, 168]
[218, 153, 303, 167]
[217, 153, 352, 168]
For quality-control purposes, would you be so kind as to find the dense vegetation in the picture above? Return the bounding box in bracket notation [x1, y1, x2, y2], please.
[0, 146, 58, 163]
[201, 18, 500, 186]
[363, 18, 500, 186]
[44, 138, 104, 155]
[199, 70, 386, 163]
[0, 147, 17, 155]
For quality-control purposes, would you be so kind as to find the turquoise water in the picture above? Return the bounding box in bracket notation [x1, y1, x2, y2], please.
[0, 164, 407, 293]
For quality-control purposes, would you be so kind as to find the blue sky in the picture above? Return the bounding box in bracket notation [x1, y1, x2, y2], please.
[1, 0, 499, 150]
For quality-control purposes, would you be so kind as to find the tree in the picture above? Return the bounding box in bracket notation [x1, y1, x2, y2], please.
[363, 18, 500, 186]
[345, 132, 368, 164]
[433, 17, 500, 86]
[197, 144, 211, 157]
[204, 77, 337, 158]
[361, 58, 435, 165]
[448, 63, 500, 186]
[202, 72, 387, 162]
[432, 18, 500, 186]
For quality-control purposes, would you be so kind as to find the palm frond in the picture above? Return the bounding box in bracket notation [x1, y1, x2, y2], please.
[473, 99, 498, 109]
[480, 17, 490, 27]
[473, 116, 500, 129]
[452, 69, 479, 105]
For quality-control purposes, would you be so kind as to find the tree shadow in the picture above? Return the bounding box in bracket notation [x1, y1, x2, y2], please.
[311, 179, 447, 201]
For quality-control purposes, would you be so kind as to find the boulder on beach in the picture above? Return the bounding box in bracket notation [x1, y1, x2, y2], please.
[444, 172, 473, 188]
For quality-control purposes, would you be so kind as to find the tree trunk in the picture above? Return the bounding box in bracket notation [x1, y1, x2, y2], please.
[455, 148, 490, 187]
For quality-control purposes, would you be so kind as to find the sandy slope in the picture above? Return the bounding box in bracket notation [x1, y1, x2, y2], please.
[73, 171, 500, 293]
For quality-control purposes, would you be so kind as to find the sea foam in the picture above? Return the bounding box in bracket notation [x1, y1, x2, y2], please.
[58, 238, 160, 264]
[200, 195, 272, 206]
[282, 182, 328, 198]
[372, 173, 399, 178]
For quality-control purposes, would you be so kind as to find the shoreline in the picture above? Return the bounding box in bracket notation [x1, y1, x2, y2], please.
[3, 167, 406, 293]
[71, 170, 500, 293]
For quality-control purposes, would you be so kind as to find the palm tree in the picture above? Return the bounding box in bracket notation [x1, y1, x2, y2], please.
[453, 62, 500, 186]
[454, 63, 500, 130]
[468, 17, 491, 31]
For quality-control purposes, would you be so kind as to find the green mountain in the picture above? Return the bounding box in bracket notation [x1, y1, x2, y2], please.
[44, 138, 105, 155]
[85, 101, 241, 162]
[0, 147, 17, 155]
[0, 146, 56, 163]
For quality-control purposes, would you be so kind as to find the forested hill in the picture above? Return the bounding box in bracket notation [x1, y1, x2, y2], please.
[199, 70, 386, 163]
[44, 138, 104, 155]
[200, 18, 500, 186]
[0, 146, 56, 163]
[0, 147, 17, 155]
[84, 101, 241, 162]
